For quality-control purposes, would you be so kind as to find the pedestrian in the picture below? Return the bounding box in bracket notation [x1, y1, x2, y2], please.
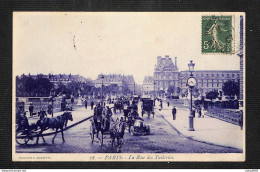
[29, 103, 34, 117]
[71, 95, 74, 106]
[160, 100, 163, 110]
[172, 106, 177, 120]
[91, 101, 94, 110]
[47, 103, 53, 115]
[201, 107, 205, 118]
[85, 100, 88, 109]
[167, 102, 170, 107]
[198, 106, 202, 118]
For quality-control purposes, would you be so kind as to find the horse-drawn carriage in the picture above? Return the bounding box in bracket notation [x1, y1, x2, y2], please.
[90, 107, 125, 151]
[113, 101, 123, 113]
[16, 111, 73, 145]
[141, 98, 155, 118]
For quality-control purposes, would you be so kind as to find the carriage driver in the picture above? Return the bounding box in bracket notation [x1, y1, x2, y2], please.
[128, 107, 143, 121]
[102, 106, 113, 131]
[16, 105, 29, 131]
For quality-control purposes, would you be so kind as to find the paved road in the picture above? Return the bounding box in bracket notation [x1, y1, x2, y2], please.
[16, 103, 242, 153]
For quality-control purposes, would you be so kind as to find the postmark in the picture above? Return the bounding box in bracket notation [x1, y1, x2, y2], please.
[202, 15, 233, 54]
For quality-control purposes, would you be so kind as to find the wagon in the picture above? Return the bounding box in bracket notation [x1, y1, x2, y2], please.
[129, 119, 150, 136]
[141, 98, 155, 118]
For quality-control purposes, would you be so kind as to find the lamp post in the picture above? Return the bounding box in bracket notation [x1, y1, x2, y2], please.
[153, 80, 156, 106]
[187, 60, 196, 131]
[50, 88, 55, 117]
[101, 74, 104, 107]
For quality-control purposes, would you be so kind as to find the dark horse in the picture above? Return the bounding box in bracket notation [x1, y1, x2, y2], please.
[110, 119, 126, 149]
[36, 112, 73, 144]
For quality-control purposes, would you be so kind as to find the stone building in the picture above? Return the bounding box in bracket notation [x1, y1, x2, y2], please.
[150, 55, 240, 97]
[142, 76, 154, 95]
[22, 73, 91, 85]
[94, 74, 136, 93]
[179, 70, 240, 96]
[153, 55, 179, 93]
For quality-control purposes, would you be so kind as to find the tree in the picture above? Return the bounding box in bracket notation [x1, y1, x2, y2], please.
[167, 85, 175, 95]
[206, 89, 219, 101]
[16, 75, 53, 97]
[222, 80, 239, 97]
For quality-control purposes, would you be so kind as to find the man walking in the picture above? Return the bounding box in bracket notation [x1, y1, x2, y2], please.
[29, 103, 34, 117]
[85, 100, 88, 109]
[198, 106, 202, 118]
[172, 106, 177, 120]
[91, 101, 94, 110]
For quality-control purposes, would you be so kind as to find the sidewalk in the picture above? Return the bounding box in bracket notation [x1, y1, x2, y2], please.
[155, 101, 243, 150]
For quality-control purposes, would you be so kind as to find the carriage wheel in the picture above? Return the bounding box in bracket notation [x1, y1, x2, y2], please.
[16, 131, 29, 145]
[90, 125, 94, 143]
[98, 131, 103, 146]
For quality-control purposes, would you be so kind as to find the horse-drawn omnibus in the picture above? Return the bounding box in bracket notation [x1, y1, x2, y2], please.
[141, 98, 155, 118]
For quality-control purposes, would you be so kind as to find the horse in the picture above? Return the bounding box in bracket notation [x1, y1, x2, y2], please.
[110, 119, 126, 149]
[35, 112, 73, 144]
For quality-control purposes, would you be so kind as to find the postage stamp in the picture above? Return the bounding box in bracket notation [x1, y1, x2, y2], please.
[12, 12, 245, 162]
[202, 15, 233, 54]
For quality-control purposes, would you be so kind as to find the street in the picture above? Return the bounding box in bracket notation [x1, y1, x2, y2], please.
[16, 102, 242, 154]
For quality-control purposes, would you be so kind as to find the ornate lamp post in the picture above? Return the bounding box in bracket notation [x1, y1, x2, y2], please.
[187, 60, 196, 131]
[50, 88, 55, 117]
[101, 74, 104, 107]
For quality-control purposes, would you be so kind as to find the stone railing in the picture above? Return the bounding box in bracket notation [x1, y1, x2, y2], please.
[206, 107, 243, 127]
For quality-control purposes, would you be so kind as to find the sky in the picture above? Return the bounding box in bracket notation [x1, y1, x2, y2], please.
[13, 12, 242, 85]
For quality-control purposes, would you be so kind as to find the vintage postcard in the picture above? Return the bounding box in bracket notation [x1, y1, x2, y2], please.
[13, 12, 245, 161]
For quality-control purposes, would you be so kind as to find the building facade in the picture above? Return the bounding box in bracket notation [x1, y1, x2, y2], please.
[142, 76, 154, 95]
[149, 55, 240, 97]
[154, 55, 179, 93]
[179, 70, 240, 96]
[21, 73, 92, 85]
[94, 74, 136, 93]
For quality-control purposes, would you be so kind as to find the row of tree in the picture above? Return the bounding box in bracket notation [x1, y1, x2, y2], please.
[206, 80, 240, 101]
[16, 75, 133, 98]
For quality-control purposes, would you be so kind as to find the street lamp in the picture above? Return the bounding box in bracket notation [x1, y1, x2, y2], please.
[153, 80, 156, 106]
[187, 60, 196, 131]
[50, 88, 55, 117]
[101, 74, 104, 107]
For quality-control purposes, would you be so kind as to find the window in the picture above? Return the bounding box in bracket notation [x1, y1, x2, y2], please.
[201, 74, 204, 77]
[207, 74, 209, 77]
[237, 74, 240, 77]
[217, 74, 219, 77]
[222, 74, 224, 77]
[227, 74, 229, 77]
[232, 74, 234, 77]
[212, 74, 214, 77]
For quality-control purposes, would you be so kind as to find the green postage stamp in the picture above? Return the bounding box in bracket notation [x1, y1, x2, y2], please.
[202, 16, 233, 54]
